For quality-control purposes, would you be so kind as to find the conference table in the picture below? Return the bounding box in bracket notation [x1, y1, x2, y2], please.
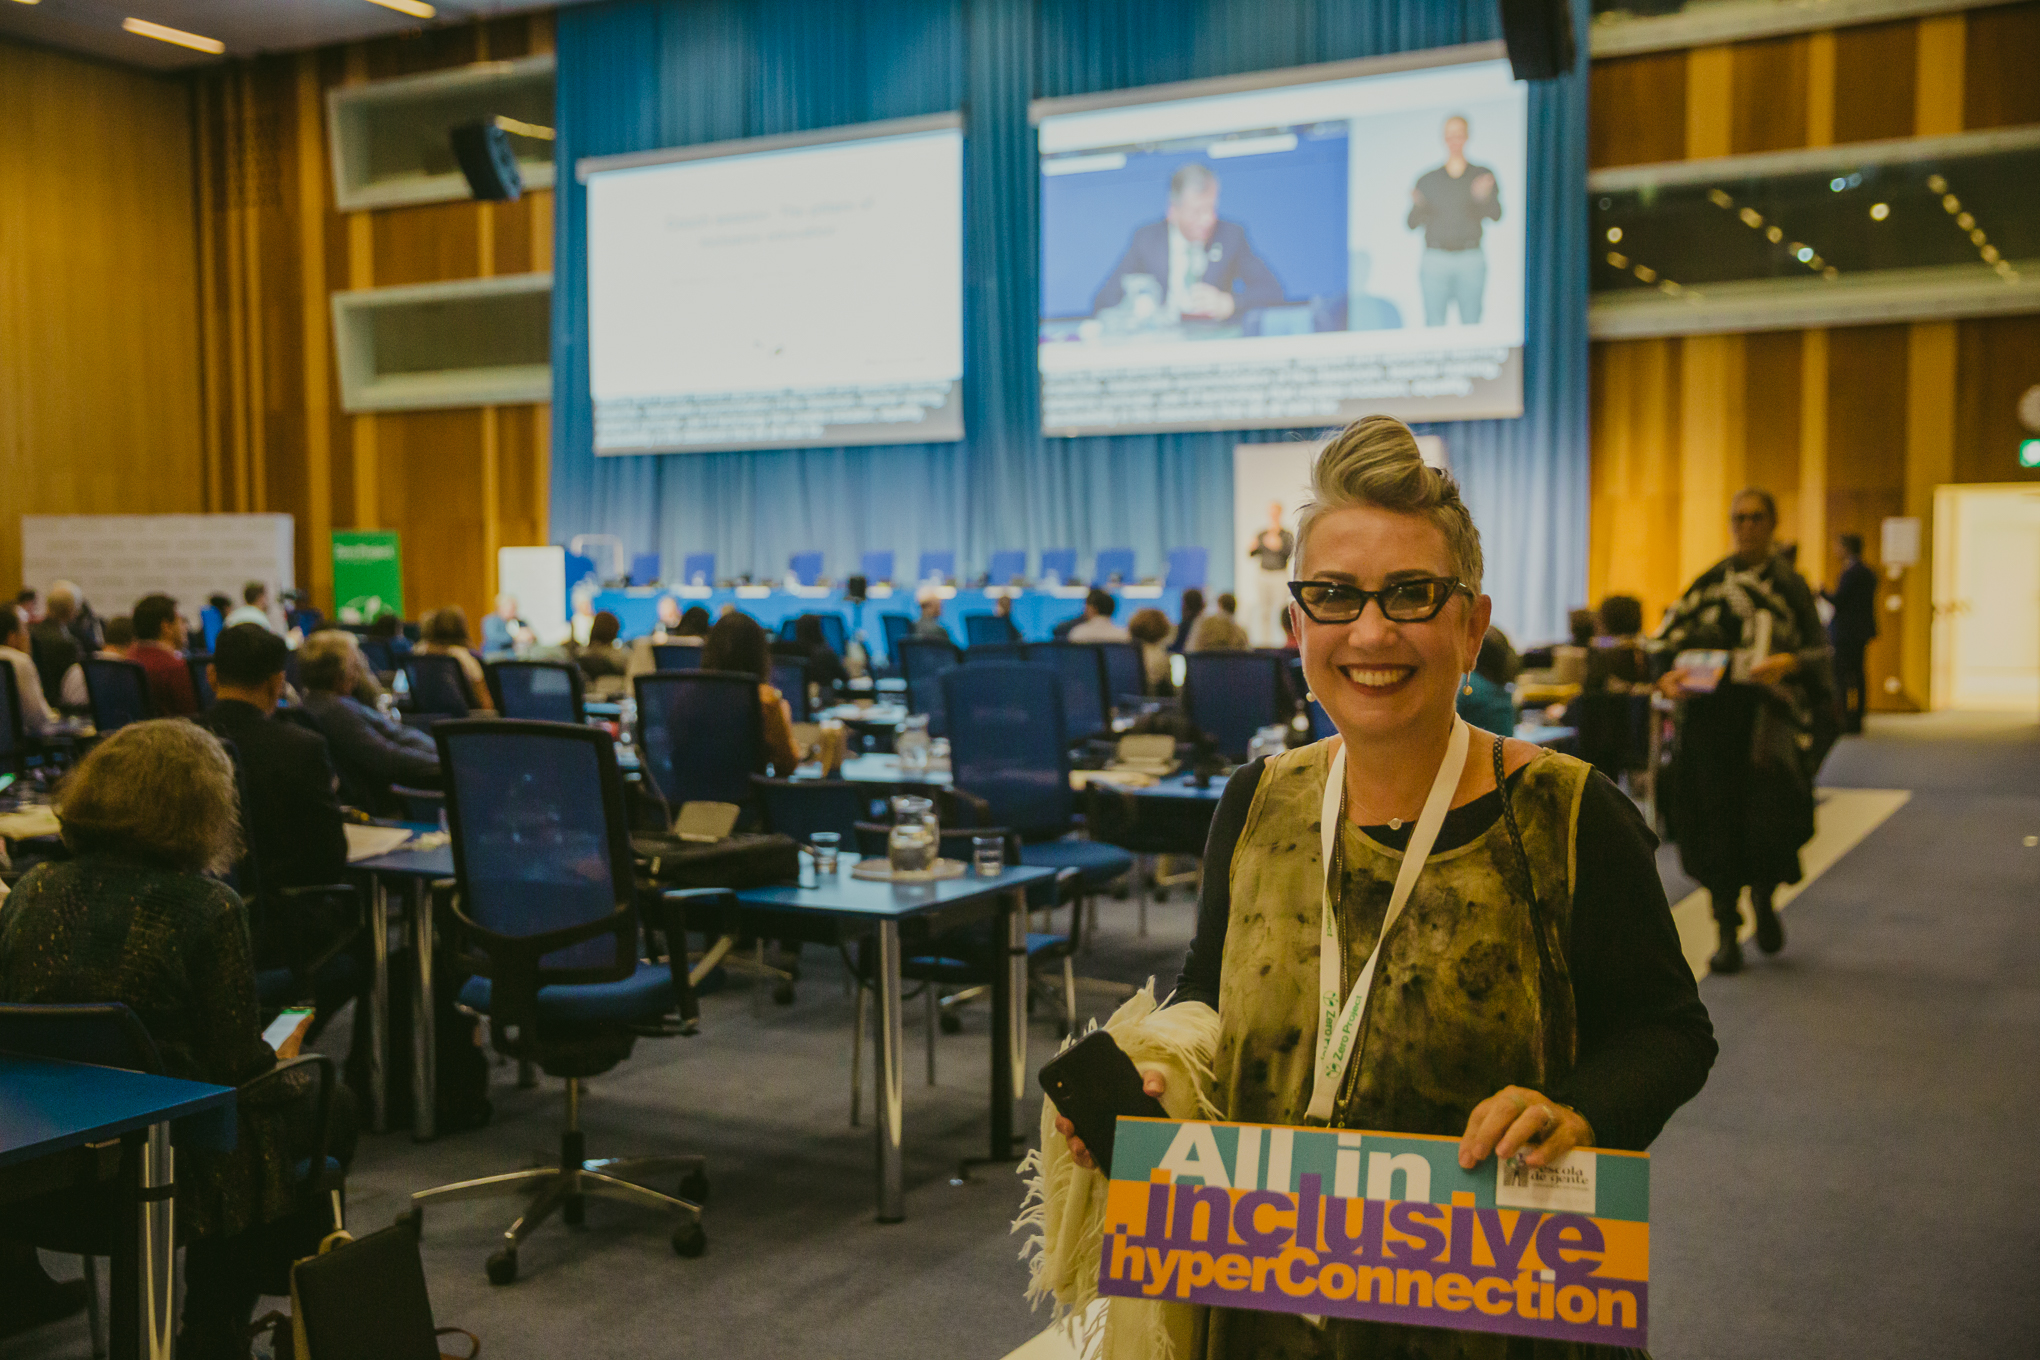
[0, 1053, 235, 1360]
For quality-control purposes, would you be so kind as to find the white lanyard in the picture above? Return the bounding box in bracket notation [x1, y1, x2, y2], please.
[1306, 716, 1470, 1124]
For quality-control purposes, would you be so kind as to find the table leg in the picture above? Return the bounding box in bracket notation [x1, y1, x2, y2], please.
[989, 887, 1028, 1161]
[874, 919, 904, 1222]
[369, 876, 390, 1134]
[137, 1121, 174, 1360]
[411, 880, 437, 1142]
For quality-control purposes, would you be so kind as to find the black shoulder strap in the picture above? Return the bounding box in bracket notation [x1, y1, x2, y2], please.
[1494, 737, 1555, 987]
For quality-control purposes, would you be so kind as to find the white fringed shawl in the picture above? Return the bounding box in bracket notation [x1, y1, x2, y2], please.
[1014, 982, 1222, 1360]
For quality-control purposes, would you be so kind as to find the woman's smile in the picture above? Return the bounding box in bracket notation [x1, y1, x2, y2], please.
[1332, 661, 1417, 695]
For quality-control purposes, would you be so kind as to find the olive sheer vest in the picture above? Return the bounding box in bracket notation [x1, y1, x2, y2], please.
[1204, 738, 1598, 1360]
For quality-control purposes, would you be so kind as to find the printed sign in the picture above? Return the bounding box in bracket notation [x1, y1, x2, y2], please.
[1097, 1118, 1648, 1348]
[331, 530, 404, 622]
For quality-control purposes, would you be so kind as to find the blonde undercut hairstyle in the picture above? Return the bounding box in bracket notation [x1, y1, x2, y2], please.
[54, 719, 242, 875]
[1294, 415, 1484, 594]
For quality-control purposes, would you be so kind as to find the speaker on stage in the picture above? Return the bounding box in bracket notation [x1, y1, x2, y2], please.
[450, 121, 523, 202]
[1498, 0, 1577, 81]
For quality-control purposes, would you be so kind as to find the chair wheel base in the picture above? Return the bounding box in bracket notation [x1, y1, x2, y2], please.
[671, 1222, 707, 1257]
[938, 1011, 962, 1035]
[679, 1170, 710, 1205]
[772, 981, 796, 1006]
[398, 1206, 423, 1238]
[563, 1194, 585, 1227]
[486, 1249, 518, 1285]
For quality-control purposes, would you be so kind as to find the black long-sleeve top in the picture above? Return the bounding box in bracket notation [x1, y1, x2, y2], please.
[1176, 758, 1716, 1151]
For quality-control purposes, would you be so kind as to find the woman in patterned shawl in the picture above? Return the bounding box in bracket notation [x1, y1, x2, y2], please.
[1657, 489, 1836, 975]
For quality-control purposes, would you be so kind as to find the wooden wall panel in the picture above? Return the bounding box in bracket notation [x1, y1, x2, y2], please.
[1729, 35, 1810, 154]
[1962, 0, 2040, 129]
[1832, 22, 1917, 144]
[1589, 52, 1687, 168]
[0, 40, 206, 602]
[1825, 326, 1910, 705]
[1588, 339, 1686, 621]
[1953, 315, 2040, 486]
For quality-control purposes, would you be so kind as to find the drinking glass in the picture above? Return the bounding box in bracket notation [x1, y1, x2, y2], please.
[809, 831, 841, 875]
[972, 834, 1004, 878]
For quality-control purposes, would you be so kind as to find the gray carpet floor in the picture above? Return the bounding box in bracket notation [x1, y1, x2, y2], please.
[7, 712, 2036, 1358]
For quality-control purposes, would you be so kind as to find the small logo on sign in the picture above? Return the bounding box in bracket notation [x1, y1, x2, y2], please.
[1495, 1151, 1597, 1214]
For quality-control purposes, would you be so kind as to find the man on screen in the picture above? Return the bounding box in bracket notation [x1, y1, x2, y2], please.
[1406, 114, 1502, 325]
[1091, 163, 1285, 322]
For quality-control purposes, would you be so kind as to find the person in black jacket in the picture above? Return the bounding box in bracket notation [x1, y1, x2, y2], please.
[1824, 532, 1878, 734]
[195, 625, 347, 894]
[296, 630, 440, 814]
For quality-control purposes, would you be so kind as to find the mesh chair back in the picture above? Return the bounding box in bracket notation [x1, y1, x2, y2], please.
[966, 642, 1026, 665]
[918, 550, 956, 583]
[436, 721, 635, 975]
[964, 613, 1019, 647]
[1095, 641, 1145, 707]
[186, 653, 217, 711]
[651, 643, 703, 671]
[359, 637, 397, 674]
[1164, 547, 1209, 592]
[83, 657, 151, 732]
[0, 660, 23, 769]
[1038, 549, 1077, 583]
[681, 552, 716, 587]
[897, 639, 959, 737]
[860, 551, 895, 584]
[1028, 643, 1108, 740]
[1183, 652, 1287, 760]
[0, 1002, 163, 1074]
[401, 654, 472, 718]
[941, 663, 1071, 839]
[878, 614, 914, 663]
[986, 550, 1026, 584]
[634, 671, 764, 811]
[487, 660, 586, 724]
[788, 551, 824, 585]
[772, 659, 810, 721]
[776, 613, 847, 655]
[754, 777, 888, 843]
[1093, 548, 1136, 584]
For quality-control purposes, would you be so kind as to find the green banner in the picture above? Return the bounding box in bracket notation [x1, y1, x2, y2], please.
[331, 530, 405, 623]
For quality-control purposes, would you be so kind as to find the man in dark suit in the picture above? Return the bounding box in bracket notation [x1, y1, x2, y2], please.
[1824, 532, 1879, 734]
[1091, 163, 1286, 321]
[196, 623, 348, 892]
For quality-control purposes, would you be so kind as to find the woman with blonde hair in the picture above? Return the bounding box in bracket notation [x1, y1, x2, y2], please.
[417, 605, 494, 712]
[1029, 416, 1715, 1359]
[0, 721, 352, 1358]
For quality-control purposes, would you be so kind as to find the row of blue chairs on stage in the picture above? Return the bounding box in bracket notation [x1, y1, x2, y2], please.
[608, 547, 1211, 591]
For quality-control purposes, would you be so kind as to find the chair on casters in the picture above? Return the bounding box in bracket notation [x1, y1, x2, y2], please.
[1028, 643, 1111, 741]
[486, 660, 586, 724]
[409, 720, 710, 1282]
[400, 654, 475, 720]
[1182, 652, 1289, 761]
[897, 639, 960, 737]
[650, 643, 703, 672]
[878, 614, 915, 668]
[82, 657, 152, 732]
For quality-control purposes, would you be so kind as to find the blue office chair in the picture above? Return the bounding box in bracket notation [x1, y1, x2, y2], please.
[941, 664, 1133, 896]
[860, 551, 895, 584]
[1093, 548, 1137, 585]
[681, 552, 715, 587]
[1183, 652, 1289, 761]
[896, 638, 959, 738]
[1038, 549, 1077, 583]
[788, 551, 824, 586]
[986, 550, 1027, 585]
[186, 652, 217, 711]
[634, 671, 765, 816]
[918, 550, 956, 584]
[772, 659, 810, 722]
[964, 613, 1021, 647]
[629, 552, 662, 586]
[411, 720, 708, 1281]
[401, 654, 474, 719]
[360, 636, 398, 674]
[0, 660, 23, 774]
[1027, 643, 1110, 741]
[1165, 547, 1209, 593]
[82, 656, 151, 731]
[487, 660, 587, 724]
[200, 606, 225, 651]
[1094, 641, 1147, 708]
[651, 643, 704, 671]
[965, 642, 1026, 665]
[777, 612, 848, 655]
[754, 776, 889, 845]
[878, 614, 915, 667]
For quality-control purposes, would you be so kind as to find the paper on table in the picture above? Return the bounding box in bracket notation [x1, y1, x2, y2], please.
[0, 807, 62, 842]
[344, 824, 417, 862]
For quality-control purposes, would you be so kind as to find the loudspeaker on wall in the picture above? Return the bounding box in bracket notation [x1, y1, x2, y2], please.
[1498, 0, 1577, 81]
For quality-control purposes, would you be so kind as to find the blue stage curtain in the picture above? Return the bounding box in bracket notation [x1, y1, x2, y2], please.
[551, 0, 1588, 641]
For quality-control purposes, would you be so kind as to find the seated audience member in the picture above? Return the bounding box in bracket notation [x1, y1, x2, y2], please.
[0, 604, 62, 735]
[1126, 608, 1174, 693]
[0, 720, 356, 1359]
[130, 593, 198, 716]
[1588, 593, 1651, 692]
[573, 610, 631, 694]
[364, 611, 412, 664]
[225, 582, 273, 632]
[910, 592, 951, 642]
[990, 593, 1021, 637]
[569, 590, 597, 646]
[298, 630, 440, 812]
[1169, 587, 1207, 653]
[1457, 626, 1520, 735]
[651, 594, 685, 639]
[196, 624, 346, 893]
[11, 590, 37, 622]
[1066, 587, 1132, 643]
[1187, 592, 1251, 652]
[28, 580, 88, 704]
[700, 613, 802, 776]
[789, 613, 851, 690]
[99, 615, 135, 658]
[417, 607, 493, 712]
[481, 594, 534, 658]
[1549, 608, 1596, 686]
[630, 603, 709, 675]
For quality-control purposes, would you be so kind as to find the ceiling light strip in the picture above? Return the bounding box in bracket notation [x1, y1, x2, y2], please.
[365, 0, 437, 18]
[121, 16, 225, 53]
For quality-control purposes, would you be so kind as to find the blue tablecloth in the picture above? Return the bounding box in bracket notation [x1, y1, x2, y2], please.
[591, 587, 1186, 660]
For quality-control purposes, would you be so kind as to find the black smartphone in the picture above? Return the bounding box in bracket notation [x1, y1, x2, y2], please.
[1037, 1030, 1167, 1173]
